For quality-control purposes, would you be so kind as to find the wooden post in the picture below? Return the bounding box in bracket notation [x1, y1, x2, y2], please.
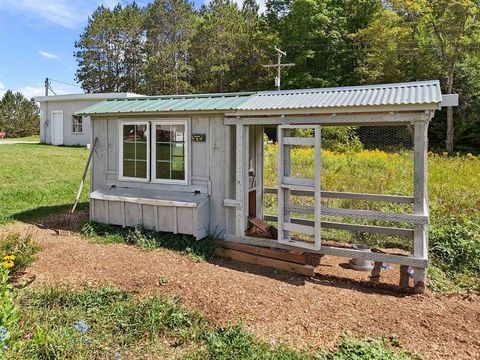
[71, 137, 98, 214]
[255, 126, 264, 219]
[413, 119, 429, 293]
[370, 261, 382, 283]
[399, 265, 410, 288]
[235, 123, 248, 236]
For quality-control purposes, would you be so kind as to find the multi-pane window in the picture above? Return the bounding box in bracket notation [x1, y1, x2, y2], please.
[121, 123, 149, 180]
[72, 115, 83, 134]
[154, 123, 186, 182]
[119, 120, 187, 183]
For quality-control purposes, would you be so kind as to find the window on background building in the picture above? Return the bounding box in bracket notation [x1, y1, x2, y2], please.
[153, 121, 187, 183]
[120, 122, 149, 180]
[72, 115, 83, 134]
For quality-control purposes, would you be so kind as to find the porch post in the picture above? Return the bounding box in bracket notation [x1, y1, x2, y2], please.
[255, 125, 264, 219]
[413, 118, 429, 293]
[235, 123, 248, 236]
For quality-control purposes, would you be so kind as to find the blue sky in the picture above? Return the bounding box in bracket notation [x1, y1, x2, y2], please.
[0, 0, 263, 99]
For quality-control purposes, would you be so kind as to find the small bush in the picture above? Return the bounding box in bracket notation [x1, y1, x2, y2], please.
[0, 265, 20, 354]
[0, 233, 41, 274]
[430, 218, 480, 275]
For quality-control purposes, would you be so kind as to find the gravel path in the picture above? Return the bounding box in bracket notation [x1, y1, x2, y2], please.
[2, 217, 479, 359]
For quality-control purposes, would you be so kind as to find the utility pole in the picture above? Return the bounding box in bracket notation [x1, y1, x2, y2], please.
[45, 78, 49, 96]
[262, 46, 295, 90]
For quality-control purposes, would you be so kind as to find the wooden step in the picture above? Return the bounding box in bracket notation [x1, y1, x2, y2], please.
[215, 247, 315, 277]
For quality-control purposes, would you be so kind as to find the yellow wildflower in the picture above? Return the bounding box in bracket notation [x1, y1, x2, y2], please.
[466, 153, 477, 160]
[1, 255, 15, 269]
[2, 261, 14, 269]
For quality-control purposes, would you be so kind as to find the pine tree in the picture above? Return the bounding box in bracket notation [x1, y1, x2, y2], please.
[0, 91, 39, 137]
[75, 4, 145, 93]
[142, 0, 198, 95]
[191, 0, 269, 93]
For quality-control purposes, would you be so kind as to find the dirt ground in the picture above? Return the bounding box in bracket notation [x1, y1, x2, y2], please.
[2, 213, 479, 360]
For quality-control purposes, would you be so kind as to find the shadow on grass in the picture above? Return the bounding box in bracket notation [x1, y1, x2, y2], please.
[4, 202, 90, 229]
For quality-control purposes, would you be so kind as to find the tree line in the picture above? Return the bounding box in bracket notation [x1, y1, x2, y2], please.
[75, 0, 480, 153]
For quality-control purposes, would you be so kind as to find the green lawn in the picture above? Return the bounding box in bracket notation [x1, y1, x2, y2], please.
[0, 135, 40, 142]
[0, 144, 89, 224]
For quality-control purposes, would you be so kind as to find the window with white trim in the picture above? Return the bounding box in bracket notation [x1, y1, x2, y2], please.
[72, 115, 83, 134]
[120, 122, 149, 180]
[153, 121, 187, 183]
[119, 120, 188, 183]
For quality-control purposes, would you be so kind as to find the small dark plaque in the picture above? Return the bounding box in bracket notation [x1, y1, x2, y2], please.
[192, 133, 206, 142]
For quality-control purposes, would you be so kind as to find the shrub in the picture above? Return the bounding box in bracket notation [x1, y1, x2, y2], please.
[430, 218, 480, 275]
[0, 264, 20, 354]
[0, 233, 41, 274]
[290, 127, 363, 153]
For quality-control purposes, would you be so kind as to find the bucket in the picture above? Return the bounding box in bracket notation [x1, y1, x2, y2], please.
[349, 243, 374, 271]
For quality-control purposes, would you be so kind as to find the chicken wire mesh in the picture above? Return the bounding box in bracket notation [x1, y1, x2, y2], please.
[263, 125, 416, 250]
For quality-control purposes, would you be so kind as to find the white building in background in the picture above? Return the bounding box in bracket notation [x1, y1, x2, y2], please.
[35, 93, 142, 146]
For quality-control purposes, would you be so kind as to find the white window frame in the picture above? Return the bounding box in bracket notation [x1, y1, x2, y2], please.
[72, 115, 83, 134]
[151, 119, 189, 185]
[118, 120, 150, 182]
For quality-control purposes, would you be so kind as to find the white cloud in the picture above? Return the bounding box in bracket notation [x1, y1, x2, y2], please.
[0, 0, 85, 28]
[0, 82, 82, 100]
[39, 51, 59, 59]
[0, 0, 152, 29]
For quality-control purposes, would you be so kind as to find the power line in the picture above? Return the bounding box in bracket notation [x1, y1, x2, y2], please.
[49, 78, 82, 88]
[262, 46, 295, 90]
[48, 83, 57, 96]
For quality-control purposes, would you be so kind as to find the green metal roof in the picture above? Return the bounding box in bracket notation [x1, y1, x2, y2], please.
[75, 92, 255, 115]
[76, 81, 444, 116]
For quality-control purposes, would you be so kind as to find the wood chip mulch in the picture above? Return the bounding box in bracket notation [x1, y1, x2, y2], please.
[2, 215, 479, 360]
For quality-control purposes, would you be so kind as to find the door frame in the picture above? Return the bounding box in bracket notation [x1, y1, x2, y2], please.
[51, 110, 64, 145]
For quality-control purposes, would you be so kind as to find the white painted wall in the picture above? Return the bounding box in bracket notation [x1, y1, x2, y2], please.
[39, 100, 98, 146]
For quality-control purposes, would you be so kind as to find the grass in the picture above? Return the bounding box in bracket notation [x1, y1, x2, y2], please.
[0, 144, 89, 224]
[0, 135, 40, 142]
[264, 144, 480, 292]
[81, 222, 217, 262]
[2, 286, 414, 359]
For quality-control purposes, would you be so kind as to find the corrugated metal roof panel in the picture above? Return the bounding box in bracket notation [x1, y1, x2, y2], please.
[75, 92, 256, 115]
[236, 80, 442, 111]
[76, 81, 442, 115]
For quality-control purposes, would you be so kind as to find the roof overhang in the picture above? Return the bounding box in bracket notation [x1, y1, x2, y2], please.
[34, 92, 143, 103]
[224, 103, 439, 117]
